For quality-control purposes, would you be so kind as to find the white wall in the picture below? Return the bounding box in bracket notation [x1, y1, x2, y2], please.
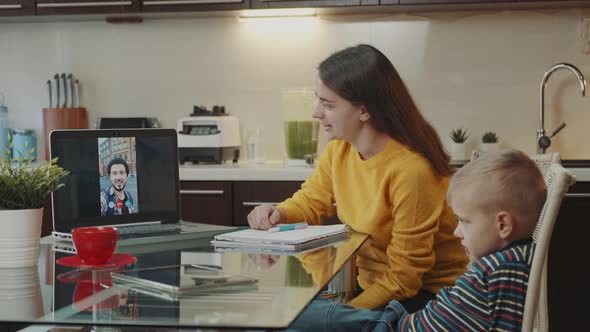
[1, 8, 590, 161]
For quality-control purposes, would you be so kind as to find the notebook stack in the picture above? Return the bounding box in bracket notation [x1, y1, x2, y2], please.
[210, 224, 349, 253]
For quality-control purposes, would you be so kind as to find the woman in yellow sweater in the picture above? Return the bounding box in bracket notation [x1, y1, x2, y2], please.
[248, 44, 468, 311]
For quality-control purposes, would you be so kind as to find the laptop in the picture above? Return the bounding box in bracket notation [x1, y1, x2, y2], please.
[50, 128, 235, 247]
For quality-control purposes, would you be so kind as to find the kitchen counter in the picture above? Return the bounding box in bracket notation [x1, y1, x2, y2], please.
[179, 161, 590, 182]
[179, 161, 313, 181]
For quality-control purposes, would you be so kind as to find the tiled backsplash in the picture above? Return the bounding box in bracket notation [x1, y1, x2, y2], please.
[0, 9, 589, 161]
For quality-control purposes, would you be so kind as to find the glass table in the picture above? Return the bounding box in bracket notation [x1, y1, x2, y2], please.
[0, 232, 367, 331]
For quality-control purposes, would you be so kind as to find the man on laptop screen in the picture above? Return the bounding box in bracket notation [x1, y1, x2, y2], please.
[100, 139, 137, 216]
[50, 128, 233, 246]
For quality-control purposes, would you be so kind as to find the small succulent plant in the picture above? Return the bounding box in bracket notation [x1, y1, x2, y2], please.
[482, 131, 499, 143]
[449, 128, 470, 144]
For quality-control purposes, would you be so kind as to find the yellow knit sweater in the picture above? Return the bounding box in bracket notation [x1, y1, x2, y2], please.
[277, 139, 469, 309]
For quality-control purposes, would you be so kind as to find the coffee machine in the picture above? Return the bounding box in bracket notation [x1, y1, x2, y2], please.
[177, 106, 240, 164]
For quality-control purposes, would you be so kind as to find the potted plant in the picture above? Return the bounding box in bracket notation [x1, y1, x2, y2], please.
[0, 133, 69, 267]
[481, 131, 500, 153]
[449, 128, 470, 162]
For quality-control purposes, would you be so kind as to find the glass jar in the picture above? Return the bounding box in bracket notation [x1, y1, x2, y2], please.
[0, 98, 10, 160]
[12, 129, 36, 161]
[281, 88, 319, 167]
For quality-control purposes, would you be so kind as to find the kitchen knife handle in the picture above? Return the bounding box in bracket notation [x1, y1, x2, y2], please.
[66, 74, 73, 108]
[61, 74, 67, 108]
[0, 4, 22, 9]
[74, 80, 80, 107]
[54, 76, 60, 108]
[47, 80, 52, 108]
[37, 1, 132, 8]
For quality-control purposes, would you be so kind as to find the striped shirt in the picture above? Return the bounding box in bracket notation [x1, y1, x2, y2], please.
[373, 239, 534, 332]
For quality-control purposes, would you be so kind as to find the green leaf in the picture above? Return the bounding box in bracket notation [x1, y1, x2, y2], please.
[0, 135, 69, 209]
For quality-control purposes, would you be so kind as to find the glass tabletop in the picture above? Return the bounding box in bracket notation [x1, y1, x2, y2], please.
[1, 232, 367, 330]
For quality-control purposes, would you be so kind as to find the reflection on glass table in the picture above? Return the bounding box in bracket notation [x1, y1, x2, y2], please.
[4, 232, 367, 330]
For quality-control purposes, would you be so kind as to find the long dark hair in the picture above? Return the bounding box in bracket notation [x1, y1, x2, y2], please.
[318, 44, 454, 177]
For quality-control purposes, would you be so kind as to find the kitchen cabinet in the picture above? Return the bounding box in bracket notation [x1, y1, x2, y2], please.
[398, 0, 511, 3]
[2, 0, 588, 18]
[36, 0, 140, 16]
[382, 0, 512, 4]
[140, 0, 248, 13]
[250, 0, 369, 10]
[181, 180, 340, 227]
[517, 0, 581, 1]
[0, 0, 34, 16]
[180, 181, 233, 226]
[233, 181, 304, 226]
[547, 182, 589, 330]
[547, 181, 589, 331]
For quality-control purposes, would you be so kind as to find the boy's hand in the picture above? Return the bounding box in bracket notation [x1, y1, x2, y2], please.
[247, 204, 283, 230]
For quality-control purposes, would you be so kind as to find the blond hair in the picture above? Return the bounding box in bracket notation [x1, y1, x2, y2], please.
[447, 149, 547, 229]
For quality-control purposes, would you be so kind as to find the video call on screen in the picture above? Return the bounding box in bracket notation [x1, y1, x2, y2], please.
[52, 135, 178, 226]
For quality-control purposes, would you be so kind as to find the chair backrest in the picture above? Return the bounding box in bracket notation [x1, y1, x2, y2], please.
[528, 152, 562, 180]
[522, 162, 576, 332]
[470, 150, 560, 173]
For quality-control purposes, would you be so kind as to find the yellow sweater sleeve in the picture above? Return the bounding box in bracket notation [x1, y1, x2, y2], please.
[347, 162, 448, 309]
[276, 142, 337, 225]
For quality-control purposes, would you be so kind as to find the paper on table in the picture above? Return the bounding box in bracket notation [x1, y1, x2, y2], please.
[213, 224, 348, 245]
[212, 235, 349, 255]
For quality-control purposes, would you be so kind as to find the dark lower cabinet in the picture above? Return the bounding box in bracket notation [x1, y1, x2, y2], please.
[233, 181, 304, 226]
[0, 0, 34, 16]
[181, 180, 341, 227]
[180, 181, 233, 226]
[547, 182, 590, 331]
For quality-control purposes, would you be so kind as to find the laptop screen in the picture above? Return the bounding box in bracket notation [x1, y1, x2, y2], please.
[50, 129, 180, 232]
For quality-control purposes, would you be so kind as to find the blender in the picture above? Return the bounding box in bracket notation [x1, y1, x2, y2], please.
[281, 88, 319, 167]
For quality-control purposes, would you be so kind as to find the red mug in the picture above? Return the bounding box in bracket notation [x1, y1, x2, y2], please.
[72, 226, 118, 265]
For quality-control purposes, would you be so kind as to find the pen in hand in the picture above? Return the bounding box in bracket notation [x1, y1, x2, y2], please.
[268, 222, 308, 233]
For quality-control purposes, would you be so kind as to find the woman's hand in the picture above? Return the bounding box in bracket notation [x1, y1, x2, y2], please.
[247, 204, 283, 230]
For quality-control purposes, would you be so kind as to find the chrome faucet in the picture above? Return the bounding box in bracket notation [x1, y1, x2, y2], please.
[537, 63, 587, 154]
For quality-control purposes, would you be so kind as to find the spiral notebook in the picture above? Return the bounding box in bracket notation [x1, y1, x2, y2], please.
[211, 224, 349, 251]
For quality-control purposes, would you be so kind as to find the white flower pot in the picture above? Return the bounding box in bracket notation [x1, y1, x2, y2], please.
[0, 208, 42, 267]
[450, 142, 466, 161]
[0, 266, 43, 319]
[480, 143, 499, 153]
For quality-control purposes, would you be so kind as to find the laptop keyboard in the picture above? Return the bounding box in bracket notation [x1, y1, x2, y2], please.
[117, 223, 182, 235]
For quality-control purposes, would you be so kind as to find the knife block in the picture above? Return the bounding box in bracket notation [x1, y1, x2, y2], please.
[42, 107, 88, 160]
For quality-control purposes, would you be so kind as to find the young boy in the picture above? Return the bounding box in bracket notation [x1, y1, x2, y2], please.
[286, 149, 547, 332]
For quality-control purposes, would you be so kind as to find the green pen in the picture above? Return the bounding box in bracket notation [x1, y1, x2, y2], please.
[268, 222, 309, 233]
